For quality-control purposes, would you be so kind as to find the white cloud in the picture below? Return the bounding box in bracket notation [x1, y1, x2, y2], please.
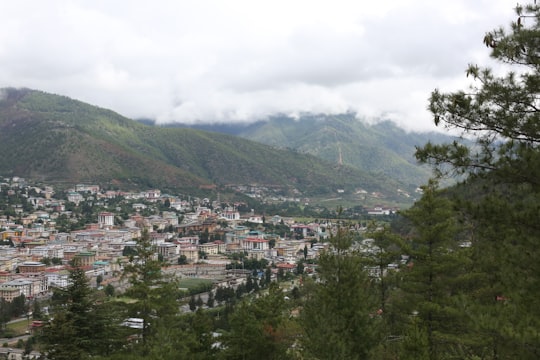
[0, 0, 515, 131]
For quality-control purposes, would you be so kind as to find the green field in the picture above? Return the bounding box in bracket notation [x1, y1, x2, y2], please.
[4, 318, 31, 337]
[178, 278, 213, 290]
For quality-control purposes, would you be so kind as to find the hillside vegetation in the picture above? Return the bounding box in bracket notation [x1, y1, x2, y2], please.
[168, 113, 456, 187]
[0, 88, 411, 202]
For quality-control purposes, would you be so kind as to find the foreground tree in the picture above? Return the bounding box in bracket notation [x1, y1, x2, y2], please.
[393, 181, 473, 359]
[300, 226, 379, 359]
[220, 282, 297, 360]
[417, 2, 540, 357]
[361, 224, 403, 358]
[122, 229, 179, 355]
[42, 265, 124, 360]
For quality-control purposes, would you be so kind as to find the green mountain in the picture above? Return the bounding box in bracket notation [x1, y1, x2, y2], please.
[0, 88, 412, 202]
[172, 114, 455, 188]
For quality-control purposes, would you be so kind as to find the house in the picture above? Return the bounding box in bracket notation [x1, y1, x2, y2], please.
[0, 256, 19, 272]
[274, 245, 298, 259]
[246, 215, 264, 224]
[132, 203, 147, 211]
[176, 236, 199, 246]
[276, 262, 296, 273]
[270, 215, 283, 225]
[0, 279, 34, 298]
[162, 212, 179, 226]
[0, 230, 20, 240]
[103, 190, 119, 199]
[170, 199, 191, 211]
[213, 240, 226, 253]
[291, 225, 311, 238]
[144, 189, 161, 201]
[0, 271, 13, 283]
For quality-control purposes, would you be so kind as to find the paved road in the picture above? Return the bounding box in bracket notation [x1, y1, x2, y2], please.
[0, 333, 31, 346]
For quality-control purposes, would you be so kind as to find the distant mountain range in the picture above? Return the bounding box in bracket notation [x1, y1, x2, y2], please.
[146, 113, 455, 188]
[0, 88, 420, 204]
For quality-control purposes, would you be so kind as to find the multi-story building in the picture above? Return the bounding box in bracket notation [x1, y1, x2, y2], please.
[157, 242, 178, 260]
[179, 245, 199, 263]
[46, 270, 70, 289]
[18, 261, 46, 274]
[98, 212, 115, 228]
[73, 252, 96, 267]
[0, 286, 22, 302]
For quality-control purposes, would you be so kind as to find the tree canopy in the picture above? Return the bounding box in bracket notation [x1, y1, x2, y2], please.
[416, 2, 540, 357]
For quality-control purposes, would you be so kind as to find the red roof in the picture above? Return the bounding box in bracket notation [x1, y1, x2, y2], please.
[244, 237, 268, 243]
[276, 263, 296, 269]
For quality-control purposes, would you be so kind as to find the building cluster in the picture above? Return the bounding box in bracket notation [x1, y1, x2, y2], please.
[0, 177, 339, 302]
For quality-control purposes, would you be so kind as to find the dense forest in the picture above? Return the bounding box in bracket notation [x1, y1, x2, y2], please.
[13, 2, 540, 359]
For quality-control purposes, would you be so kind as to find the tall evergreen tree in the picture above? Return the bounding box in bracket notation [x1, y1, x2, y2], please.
[394, 181, 471, 359]
[42, 265, 124, 360]
[362, 224, 404, 359]
[220, 282, 295, 360]
[416, 2, 540, 357]
[300, 226, 379, 360]
[122, 229, 179, 355]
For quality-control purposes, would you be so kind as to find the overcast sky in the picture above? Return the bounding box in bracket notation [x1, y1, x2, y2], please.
[0, 0, 517, 131]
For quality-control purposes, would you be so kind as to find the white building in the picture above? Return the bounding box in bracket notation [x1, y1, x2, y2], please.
[46, 272, 70, 288]
[242, 237, 269, 251]
[67, 192, 84, 205]
[98, 212, 115, 228]
[221, 207, 240, 221]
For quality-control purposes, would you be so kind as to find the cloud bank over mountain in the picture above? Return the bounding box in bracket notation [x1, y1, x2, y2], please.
[0, 0, 512, 131]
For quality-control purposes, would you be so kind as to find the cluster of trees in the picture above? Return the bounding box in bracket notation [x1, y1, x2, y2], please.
[0, 187, 33, 220]
[225, 256, 268, 271]
[0, 295, 28, 334]
[399, 3, 540, 357]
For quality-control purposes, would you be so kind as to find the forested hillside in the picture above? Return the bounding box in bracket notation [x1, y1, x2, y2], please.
[162, 113, 457, 187]
[0, 88, 410, 201]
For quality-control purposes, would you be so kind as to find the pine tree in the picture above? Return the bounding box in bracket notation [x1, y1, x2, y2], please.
[362, 224, 404, 358]
[416, 2, 540, 357]
[300, 226, 379, 360]
[42, 265, 124, 360]
[196, 295, 204, 309]
[393, 180, 471, 360]
[206, 291, 215, 308]
[220, 282, 295, 360]
[122, 229, 179, 354]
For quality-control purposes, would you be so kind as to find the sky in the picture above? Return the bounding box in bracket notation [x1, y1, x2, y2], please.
[0, 0, 517, 132]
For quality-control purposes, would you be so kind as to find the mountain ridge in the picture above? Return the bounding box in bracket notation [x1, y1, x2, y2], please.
[0, 88, 412, 204]
[145, 113, 454, 187]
